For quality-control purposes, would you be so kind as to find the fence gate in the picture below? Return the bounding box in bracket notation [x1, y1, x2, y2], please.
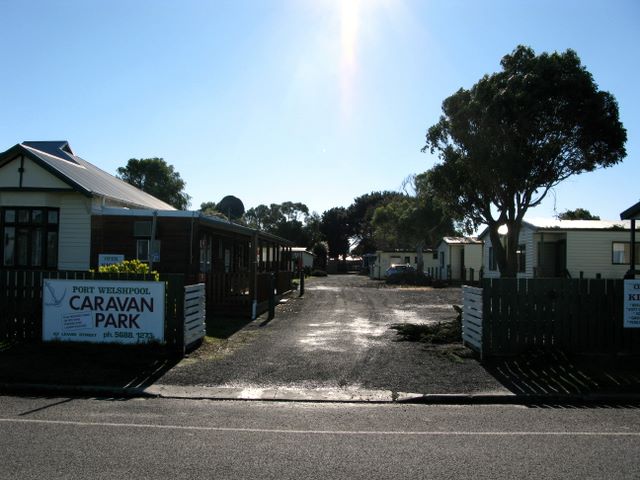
[184, 283, 206, 349]
[462, 285, 483, 358]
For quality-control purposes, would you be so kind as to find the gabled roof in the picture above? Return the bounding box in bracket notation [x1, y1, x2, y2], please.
[0, 141, 175, 210]
[478, 218, 633, 238]
[437, 236, 482, 247]
[621, 200, 640, 220]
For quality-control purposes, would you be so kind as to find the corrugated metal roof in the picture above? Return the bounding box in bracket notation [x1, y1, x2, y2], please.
[9, 141, 175, 210]
[96, 207, 295, 246]
[523, 218, 631, 230]
[440, 236, 482, 245]
[478, 218, 633, 238]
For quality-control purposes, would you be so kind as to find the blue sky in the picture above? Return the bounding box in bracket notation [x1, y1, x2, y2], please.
[1, 0, 638, 221]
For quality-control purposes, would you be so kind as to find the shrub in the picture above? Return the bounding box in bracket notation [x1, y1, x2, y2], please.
[311, 269, 328, 277]
[97, 259, 160, 281]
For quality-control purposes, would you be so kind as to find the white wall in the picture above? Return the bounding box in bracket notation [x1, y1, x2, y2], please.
[482, 226, 637, 279]
[0, 156, 71, 189]
[372, 251, 429, 279]
[566, 230, 635, 278]
[0, 190, 92, 271]
[463, 243, 483, 280]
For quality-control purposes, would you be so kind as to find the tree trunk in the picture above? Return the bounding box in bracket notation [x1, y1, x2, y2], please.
[495, 220, 522, 278]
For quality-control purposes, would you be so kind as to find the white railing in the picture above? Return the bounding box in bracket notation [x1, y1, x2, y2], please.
[184, 283, 206, 347]
[462, 285, 483, 358]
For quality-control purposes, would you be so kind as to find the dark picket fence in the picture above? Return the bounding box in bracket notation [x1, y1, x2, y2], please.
[0, 270, 185, 349]
[477, 278, 640, 356]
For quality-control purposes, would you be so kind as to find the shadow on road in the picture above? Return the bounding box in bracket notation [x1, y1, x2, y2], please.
[482, 349, 640, 397]
[0, 342, 180, 389]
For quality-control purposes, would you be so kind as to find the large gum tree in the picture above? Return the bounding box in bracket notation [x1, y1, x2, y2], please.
[423, 45, 626, 277]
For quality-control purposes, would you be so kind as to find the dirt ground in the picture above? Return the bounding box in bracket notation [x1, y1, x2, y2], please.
[158, 274, 506, 394]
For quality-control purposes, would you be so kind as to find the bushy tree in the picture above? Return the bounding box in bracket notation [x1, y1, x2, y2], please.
[245, 202, 320, 247]
[347, 191, 404, 254]
[117, 158, 191, 210]
[423, 45, 626, 277]
[320, 207, 351, 259]
[371, 173, 456, 252]
[557, 208, 600, 220]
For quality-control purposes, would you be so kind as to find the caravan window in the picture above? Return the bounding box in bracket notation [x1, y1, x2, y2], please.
[612, 242, 640, 265]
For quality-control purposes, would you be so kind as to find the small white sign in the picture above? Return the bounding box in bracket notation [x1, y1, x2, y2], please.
[98, 254, 125, 267]
[624, 280, 640, 328]
[43, 279, 165, 344]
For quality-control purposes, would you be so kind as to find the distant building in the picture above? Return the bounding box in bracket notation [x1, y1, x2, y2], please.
[434, 237, 483, 282]
[369, 249, 437, 279]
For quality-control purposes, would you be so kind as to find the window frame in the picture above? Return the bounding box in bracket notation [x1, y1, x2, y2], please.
[612, 241, 640, 265]
[1, 207, 59, 269]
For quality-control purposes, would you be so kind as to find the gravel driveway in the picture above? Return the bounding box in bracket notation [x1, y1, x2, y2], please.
[159, 274, 504, 394]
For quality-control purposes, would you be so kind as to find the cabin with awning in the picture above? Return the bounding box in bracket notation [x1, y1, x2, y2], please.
[0, 140, 293, 318]
[480, 218, 639, 279]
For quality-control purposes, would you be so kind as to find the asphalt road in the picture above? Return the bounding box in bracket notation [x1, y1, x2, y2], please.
[160, 274, 504, 394]
[1, 395, 639, 479]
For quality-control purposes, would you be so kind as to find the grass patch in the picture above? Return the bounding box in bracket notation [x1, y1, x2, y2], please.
[390, 305, 462, 344]
[391, 321, 461, 344]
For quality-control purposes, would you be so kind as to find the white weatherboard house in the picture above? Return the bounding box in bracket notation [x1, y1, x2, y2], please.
[479, 218, 639, 279]
[434, 237, 483, 281]
[291, 247, 315, 271]
[369, 249, 438, 279]
[0, 141, 174, 270]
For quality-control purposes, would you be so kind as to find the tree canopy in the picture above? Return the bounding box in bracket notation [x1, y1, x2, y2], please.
[244, 202, 320, 247]
[347, 191, 404, 254]
[371, 173, 457, 251]
[117, 157, 191, 210]
[423, 45, 626, 277]
[557, 208, 600, 220]
[320, 207, 351, 259]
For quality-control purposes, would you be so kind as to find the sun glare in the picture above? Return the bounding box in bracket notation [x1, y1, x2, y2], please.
[340, 0, 360, 71]
[339, 0, 361, 120]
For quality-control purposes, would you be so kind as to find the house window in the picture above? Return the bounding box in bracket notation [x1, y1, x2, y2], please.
[136, 239, 161, 262]
[199, 235, 212, 273]
[432, 251, 438, 260]
[488, 247, 497, 271]
[612, 242, 640, 265]
[404, 256, 410, 264]
[517, 244, 526, 273]
[1, 207, 59, 269]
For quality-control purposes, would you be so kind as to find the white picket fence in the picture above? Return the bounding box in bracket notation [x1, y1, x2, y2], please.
[462, 285, 483, 358]
[184, 283, 206, 347]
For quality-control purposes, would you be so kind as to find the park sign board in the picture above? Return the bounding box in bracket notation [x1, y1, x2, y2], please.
[43, 279, 165, 344]
[624, 279, 640, 328]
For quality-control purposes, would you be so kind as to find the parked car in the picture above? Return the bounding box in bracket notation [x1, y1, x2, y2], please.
[385, 264, 415, 278]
